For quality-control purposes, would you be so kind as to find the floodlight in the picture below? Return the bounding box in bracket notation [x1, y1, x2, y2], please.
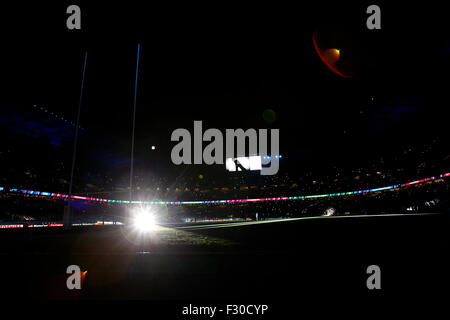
[133, 210, 157, 232]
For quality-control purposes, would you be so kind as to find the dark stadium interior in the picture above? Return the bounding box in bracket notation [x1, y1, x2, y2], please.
[0, 1, 449, 310]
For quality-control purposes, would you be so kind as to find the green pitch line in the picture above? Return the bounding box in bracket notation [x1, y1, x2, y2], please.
[173, 213, 439, 231]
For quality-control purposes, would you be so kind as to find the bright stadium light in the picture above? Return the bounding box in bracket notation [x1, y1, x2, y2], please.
[133, 209, 157, 232]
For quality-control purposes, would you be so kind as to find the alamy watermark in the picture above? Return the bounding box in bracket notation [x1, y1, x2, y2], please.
[66, 265, 87, 290]
[170, 121, 280, 175]
[366, 264, 381, 290]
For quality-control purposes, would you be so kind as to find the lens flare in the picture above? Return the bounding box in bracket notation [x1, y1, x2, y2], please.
[312, 29, 352, 78]
[133, 210, 157, 232]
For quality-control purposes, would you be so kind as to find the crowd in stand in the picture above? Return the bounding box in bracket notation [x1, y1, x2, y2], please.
[2, 135, 448, 202]
[1, 176, 448, 224]
[1, 123, 449, 224]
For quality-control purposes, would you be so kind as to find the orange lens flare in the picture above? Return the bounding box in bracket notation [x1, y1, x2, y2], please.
[312, 33, 351, 78]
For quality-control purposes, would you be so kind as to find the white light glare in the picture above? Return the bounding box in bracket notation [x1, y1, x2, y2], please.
[133, 210, 157, 232]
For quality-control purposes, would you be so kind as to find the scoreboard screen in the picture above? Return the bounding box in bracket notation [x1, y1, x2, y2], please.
[225, 156, 262, 172]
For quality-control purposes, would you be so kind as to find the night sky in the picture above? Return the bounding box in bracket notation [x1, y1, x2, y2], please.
[1, 2, 448, 179]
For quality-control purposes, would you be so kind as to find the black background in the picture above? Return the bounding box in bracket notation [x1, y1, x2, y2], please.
[0, 1, 448, 315]
[1, 1, 448, 177]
